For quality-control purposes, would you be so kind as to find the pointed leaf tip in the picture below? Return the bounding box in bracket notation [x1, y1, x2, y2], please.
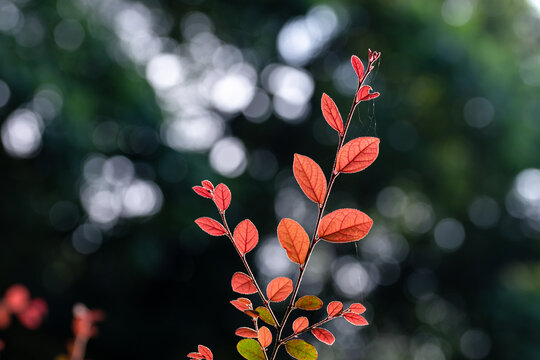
[201, 180, 214, 190]
[285, 339, 318, 360]
[311, 328, 335, 345]
[351, 55, 364, 80]
[292, 316, 309, 333]
[237, 338, 266, 360]
[321, 93, 344, 134]
[343, 312, 369, 326]
[266, 277, 293, 302]
[214, 183, 231, 212]
[295, 295, 323, 311]
[193, 186, 213, 199]
[195, 217, 227, 236]
[198, 345, 213, 360]
[234, 219, 259, 255]
[293, 154, 327, 205]
[258, 326, 272, 348]
[318, 208, 373, 243]
[277, 218, 309, 265]
[336, 137, 380, 174]
[327, 301, 343, 317]
[231, 272, 257, 294]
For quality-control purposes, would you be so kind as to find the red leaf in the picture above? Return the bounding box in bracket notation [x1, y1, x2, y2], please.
[293, 154, 327, 205]
[343, 313, 369, 326]
[244, 310, 259, 318]
[214, 183, 231, 212]
[231, 272, 257, 294]
[351, 55, 364, 81]
[188, 352, 205, 359]
[258, 326, 272, 348]
[234, 219, 259, 255]
[193, 186, 213, 199]
[266, 277, 293, 302]
[348, 303, 366, 314]
[201, 180, 214, 190]
[238, 297, 253, 306]
[318, 209, 373, 243]
[327, 301, 343, 317]
[195, 217, 227, 236]
[277, 219, 310, 265]
[295, 295, 323, 311]
[292, 316, 309, 333]
[336, 137, 380, 174]
[356, 85, 380, 102]
[198, 345, 213, 360]
[321, 93, 344, 134]
[236, 327, 258, 338]
[311, 328, 335, 345]
[230, 300, 251, 312]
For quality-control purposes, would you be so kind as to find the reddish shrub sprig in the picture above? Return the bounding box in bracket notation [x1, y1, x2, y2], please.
[69, 303, 104, 360]
[191, 50, 381, 360]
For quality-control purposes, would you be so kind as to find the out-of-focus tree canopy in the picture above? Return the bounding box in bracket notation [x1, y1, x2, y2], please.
[1, 0, 539, 359]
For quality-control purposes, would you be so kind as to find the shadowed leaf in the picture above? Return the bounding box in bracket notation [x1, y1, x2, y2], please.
[321, 93, 344, 134]
[231, 272, 257, 294]
[277, 218, 309, 265]
[267, 277, 293, 302]
[236, 327, 258, 338]
[234, 219, 259, 255]
[255, 306, 276, 327]
[351, 55, 364, 80]
[237, 338, 265, 360]
[318, 209, 373, 243]
[244, 310, 259, 318]
[214, 183, 231, 212]
[327, 301, 343, 317]
[295, 295, 323, 311]
[311, 328, 335, 345]
[198, 345, 213, 360]
[293, 154, 327, 205]
[348, 303, 366, 314]
[285, 339, 318, 360]
[195, 217, 227, 236]
[292, 316, 309, 333]
[258, 326, 272, 348]
[193, 186, 213, 199]
[336, 137, 379, 174]
[343, 313, 369, 326]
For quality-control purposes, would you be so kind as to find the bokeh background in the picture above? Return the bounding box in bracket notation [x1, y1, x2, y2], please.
[1, 0, 540, 359]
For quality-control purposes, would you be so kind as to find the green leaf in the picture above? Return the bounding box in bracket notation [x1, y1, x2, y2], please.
[295, 295, 323, 310]
[237, 339, 265, 360]
[255, 306, 276, 327]
[285, 339, 318, 360]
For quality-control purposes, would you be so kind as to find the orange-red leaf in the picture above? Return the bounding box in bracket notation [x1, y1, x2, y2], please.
[336, 137, 380, 174]
[356, 85, 380, 102]
[258, 326, 272, 348]
[193, 186, 213, 199]
[230, 299, 251, 312]
[277, 219, 309, 265]
[266, 277, 293, 302]
[188, 352, 205, 359]
[293, 154, 327, 205]
[195, 217, 227, 236]
[255, 306, 276, 327]
[236, 327, 258, 338]
[244, 310, 259, 318]
[351, 55, 364, 80]
[198, 345, 213, 360]
[348, 303, 366, 314]
[292, 316, 309, 333]
[321, 93, 344, 134]
[311, 328, 335, 345]
[343, 312, 368, 326]
[327, 301, 343, 317]
[214, 183, 231, 212]
[231, 272, 257, 294]
[201, 180, 214, 190]
[318, 209, 373, 243]
[295, 295, 323, 311]
[234, 219, 259, 255]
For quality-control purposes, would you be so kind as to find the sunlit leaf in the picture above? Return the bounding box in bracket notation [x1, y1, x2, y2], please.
[198, 345, 213, 360]
[266, 277, 293, 302]
[295, 295, 323, 311]
[351, 55, 364, 81]
[258, 326, 272, 348]
[234, 219, 259, 255]
[277, 218, 309, 265]
[230, 299, 251, 312]
[237, 338, 265, 360]
[327, 301, 343, 317]
[231, 272, 257, 294]
[194, 217, 227, 236]
[336, 137, 379, 174]
[321, 93, 344, 135]
[343, 312, 368, 326]
[193, 186, 213, 199]
[238, 298, 252, 306]
[356, 85, 380, 102]
[201, 180, 214, 190]
[285, 339, 318, 360]
[236, 327, 258, 338]
[293, 154, 327, 205]
[348, 303, 366, 314]
[187, 352, 205, 359]
[292, 316, 309, 333]
[318, 209, 373, 243]
[214, 183, 231, 212]
[255, 306, 276, 327]
[311, 328, 335, 345]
